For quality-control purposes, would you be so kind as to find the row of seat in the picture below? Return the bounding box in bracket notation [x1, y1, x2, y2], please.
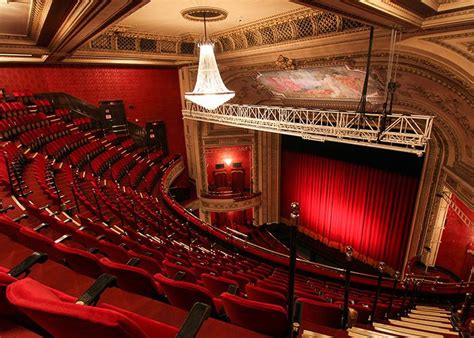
[0, 251, 210, 338]
[19, 122, 68, 151]
[0, 113, 49, 140]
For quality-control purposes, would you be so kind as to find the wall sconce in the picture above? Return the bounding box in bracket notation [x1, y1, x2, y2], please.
[223, 157, 232, 166]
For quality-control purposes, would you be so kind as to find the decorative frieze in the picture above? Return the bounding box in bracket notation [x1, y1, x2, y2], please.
[79, 9, 366, 57]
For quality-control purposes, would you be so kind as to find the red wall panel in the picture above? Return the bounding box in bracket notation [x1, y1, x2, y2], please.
[436, 196, 473, 280]
[0, 65, 185, 155]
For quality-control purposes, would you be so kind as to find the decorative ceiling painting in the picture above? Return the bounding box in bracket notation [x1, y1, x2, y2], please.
[257, 65, 384, 101]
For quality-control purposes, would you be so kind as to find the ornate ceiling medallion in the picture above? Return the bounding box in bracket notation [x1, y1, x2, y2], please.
[181, 7, 228, 22]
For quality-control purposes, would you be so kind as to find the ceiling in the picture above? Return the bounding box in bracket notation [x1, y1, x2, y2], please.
[0, 0, 471, 74]
[0, 0, 31, 36]
[119, 0, 305, 37]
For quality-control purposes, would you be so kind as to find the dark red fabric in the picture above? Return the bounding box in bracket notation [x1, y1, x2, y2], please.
[245, 284, 287, 309]
[201, 273, 239, 297]
[154, 273, 221, 316]
[163, 260, 198, 283]
[6, 278, 178, 338]
[281, 149, 419, 269]
[99, 258, 163, 299]
[54, 243, 103, 279]
[298, 298, 343, 329]
[221, 292, 287, 337]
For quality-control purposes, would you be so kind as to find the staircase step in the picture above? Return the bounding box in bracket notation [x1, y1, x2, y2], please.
[415, 305, 450, 314]
[411, 309, 450, 318]
[348, 327, 398, 337]
[388, 319, 457, 335]
[373, 322, 444, 338]
[401, 316, 453, 329]
[407, 313, 451, 323]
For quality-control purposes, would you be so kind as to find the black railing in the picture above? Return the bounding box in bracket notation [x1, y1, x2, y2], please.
[34, 92, 148, 146]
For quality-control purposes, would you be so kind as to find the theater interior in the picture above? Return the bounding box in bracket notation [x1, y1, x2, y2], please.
[0, 0, 472, 337]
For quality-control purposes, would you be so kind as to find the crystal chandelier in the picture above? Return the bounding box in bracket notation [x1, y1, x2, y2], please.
[185, 12, 235, 110]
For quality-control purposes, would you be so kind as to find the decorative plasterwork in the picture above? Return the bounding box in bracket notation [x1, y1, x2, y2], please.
[443, 166, 474, 208]
[296, 0, 473, 28]
[0, 0, 150, 63]
[201, 194, 261, 212]
[210, 9, 366, 54]
[422, 31, 474, 63]
[77, 9, 367, 60]
[161, 159, 186, 193]
[422, 8, 474, 29]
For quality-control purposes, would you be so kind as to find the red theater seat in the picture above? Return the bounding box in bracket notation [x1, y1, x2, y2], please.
[201, 273, 239, 297]
[246, 284, 287, 309]
[298, 298, 343, 329]
[154, 273, 222, 316]
[55, 243, 103, 279]
[99, 258, 164, 299]
[222, 272, 250, 290]
[221, 292, 288, 337]
[192, 263, 218, 278]
[163, 260, 198, 283]
[6, 278, 179, 338]
[256, 280, 287, 296]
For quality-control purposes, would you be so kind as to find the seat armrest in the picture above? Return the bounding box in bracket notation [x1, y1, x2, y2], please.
[176, 302, 211, 338]
[174, 271, 186, 281]
[75, 273, 117, 306]
[227, 284, 238, 295]
[33, 223, 49, 232]
[8, 252, 48, 278]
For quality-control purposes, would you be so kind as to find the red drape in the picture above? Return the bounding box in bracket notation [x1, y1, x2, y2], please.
[281, 149, 420, 269]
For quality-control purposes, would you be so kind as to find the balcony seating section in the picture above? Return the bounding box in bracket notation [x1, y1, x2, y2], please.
[0, 88, 454, 337]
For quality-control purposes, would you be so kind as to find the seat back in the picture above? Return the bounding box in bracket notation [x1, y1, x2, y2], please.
[18, 227, 60, 260]
[154, 273, 217, 315]
[163, 260, 197, 283]
[298, 298, 343, 329]
[221, 292, 287, 337]
[246, 284, 287, 309]
[55, 243, 103, 279]
[222, 272, 250, 290]
[0, 215, 21, 238]
[99, 258, 161, 299]
[256, 280, 287, 296]
[192, 263, 218, 278]
[6, 278, 147, 338]
[201, 273, 238, 297]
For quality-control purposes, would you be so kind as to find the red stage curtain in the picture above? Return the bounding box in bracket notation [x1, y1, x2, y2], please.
[281, 149, 420, 269]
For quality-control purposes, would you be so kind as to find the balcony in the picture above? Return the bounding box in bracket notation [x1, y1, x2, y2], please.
[200, 191, 261, 212]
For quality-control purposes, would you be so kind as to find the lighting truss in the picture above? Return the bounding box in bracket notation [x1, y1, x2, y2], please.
[182, 103, 434, 156]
